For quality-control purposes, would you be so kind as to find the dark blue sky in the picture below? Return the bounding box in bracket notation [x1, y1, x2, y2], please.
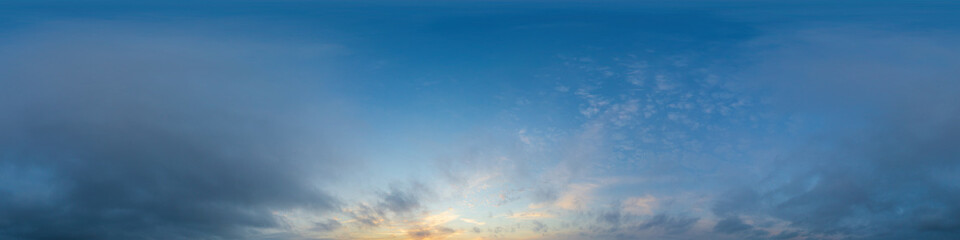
[1, 1, 959, 240]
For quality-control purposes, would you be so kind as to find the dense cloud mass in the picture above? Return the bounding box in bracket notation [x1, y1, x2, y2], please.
[0, 24, 352, 240]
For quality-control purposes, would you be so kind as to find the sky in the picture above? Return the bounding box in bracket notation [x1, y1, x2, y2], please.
[1, 1, 959, 240]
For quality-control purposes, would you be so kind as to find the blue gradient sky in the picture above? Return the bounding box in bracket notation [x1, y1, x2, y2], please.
[1, 1, 960, 240]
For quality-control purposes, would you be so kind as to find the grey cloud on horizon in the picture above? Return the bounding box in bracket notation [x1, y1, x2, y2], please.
[634, 214, 700, 235]
[714, 27, 960, 239]
[312, 219, 343, 232]
[378, 181, 431, 215]
[343, 180, 433, 228]
[0, 23, 356, 240]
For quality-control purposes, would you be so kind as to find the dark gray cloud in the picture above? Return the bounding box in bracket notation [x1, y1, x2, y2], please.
[597, 210, 622, 227]
[531, 220, 548, 233]
[437, 226, 455, 234]
[531, 186, 561, 204]
[0, 23, 354, 240]
[346, 203, 386, 228]
[406, 226, 457, 240]
[312, 219, 342, 232]
[712, 216, 775, 240]
[771, 231, 801, 240]
[713, 216, 752, 234]
[715, 27, 960, 239]
[345, 181, 431, 228]
[635, 214, 700, 234]
[378, 182, 429, 215]
[576, 212, 700, 240]
[408, 229, 431, 239]
[712, 187, 761, 218]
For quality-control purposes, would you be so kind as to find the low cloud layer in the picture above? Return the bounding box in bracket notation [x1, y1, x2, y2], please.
[718, 27, 960, 239]
[0, 23, 353, 240]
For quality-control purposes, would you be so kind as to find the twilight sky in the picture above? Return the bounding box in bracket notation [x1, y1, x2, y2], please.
[1, 1, 960, 240]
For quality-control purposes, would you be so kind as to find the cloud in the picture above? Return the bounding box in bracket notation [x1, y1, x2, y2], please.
[506, 211, 555, 220]
[552, 183, 598, 210]
[312, 219, 343, 232]
[562, 212, 701, 240]
[407, 229, 432, 239]
[406, 226, 459, 240]
[345, 203, 387, 227]
[597, 210, 622, 227]
[531, 220, 549, 233]
[635, 214, 700, 234]
[713, 216, 753, 234]
[341, 180, 434, 230]
[716, 26, 960, 239]
[378, 182, 430, 215]
[621, 195, 658, 216]
[711, 187, 762, 220]
[460, 218, 485, 225]
[0, 22, 353, 240]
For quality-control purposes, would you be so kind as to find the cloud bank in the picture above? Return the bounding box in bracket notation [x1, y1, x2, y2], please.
[0, 23, 354, 240]
[718, 27, 960, 239]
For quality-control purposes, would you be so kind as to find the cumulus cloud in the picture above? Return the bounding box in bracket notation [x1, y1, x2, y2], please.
[0, 22, 354, 240]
